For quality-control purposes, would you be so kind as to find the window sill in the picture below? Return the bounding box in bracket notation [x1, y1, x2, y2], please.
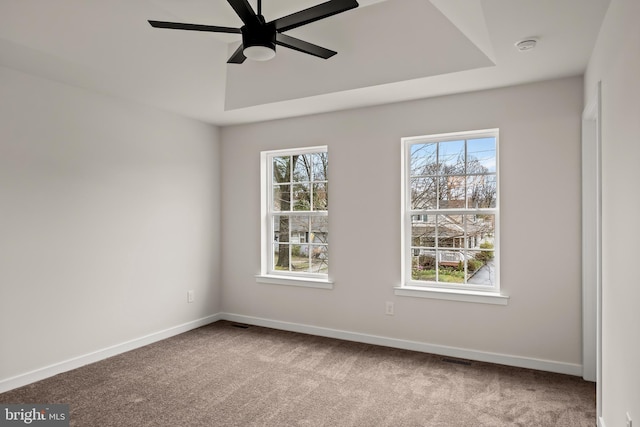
[255, 275, 334, 289]
[394, 285, 509, 305]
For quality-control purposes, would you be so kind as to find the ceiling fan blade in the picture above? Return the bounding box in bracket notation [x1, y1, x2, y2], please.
[148, 20, 241, 34]
[227, 44, 247, 64]
[275, 33, 336, 59]
[227, 0, 261, 26]
[272, 0, 358, 32]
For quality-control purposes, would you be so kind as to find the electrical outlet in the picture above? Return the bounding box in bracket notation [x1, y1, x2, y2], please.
[627, 412, 632, 427]
[385, 301, 394, 316]
[187, 290, 195, 303]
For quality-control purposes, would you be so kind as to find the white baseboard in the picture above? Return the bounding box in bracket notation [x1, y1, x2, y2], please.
[0, 313, 222, 394]
[1, 311, 584, 394]
[599, 417, 606, 427]
[221, 313, 583, 377]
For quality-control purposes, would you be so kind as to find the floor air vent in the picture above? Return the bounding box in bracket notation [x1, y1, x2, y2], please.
[231, 323, 250, 329]
[441, 357, 472, 366]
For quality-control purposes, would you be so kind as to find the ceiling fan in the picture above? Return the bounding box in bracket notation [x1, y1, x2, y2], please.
[148, 0, 359, 64]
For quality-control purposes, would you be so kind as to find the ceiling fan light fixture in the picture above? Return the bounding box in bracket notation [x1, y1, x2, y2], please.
[243, 45, 276, 61]
[241, 21, 276, 61]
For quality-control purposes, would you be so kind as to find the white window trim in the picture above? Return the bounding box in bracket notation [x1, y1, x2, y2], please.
[258, 146, 333, 289]
[394, 285, 508, 305]
[255, 274, 334, 289]
[399, 129, 508, 305]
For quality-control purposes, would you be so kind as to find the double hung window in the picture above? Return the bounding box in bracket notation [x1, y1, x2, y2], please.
[401, 130, 500, 295]
[258, 146, 330, 287]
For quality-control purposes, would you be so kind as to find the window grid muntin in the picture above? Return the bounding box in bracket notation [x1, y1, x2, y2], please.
[271, 213, 328, 274]
[409, 211, 495, 285]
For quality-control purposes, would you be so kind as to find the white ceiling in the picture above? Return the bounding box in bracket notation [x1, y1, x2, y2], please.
[0, 0, 611, 126]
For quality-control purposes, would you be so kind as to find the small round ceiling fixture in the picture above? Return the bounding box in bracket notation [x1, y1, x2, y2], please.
[515, 38, 538, 52]
[244, 45, 276, 61]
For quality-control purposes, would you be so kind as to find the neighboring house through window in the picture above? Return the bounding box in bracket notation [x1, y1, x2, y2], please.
[257, 146, 331, 289]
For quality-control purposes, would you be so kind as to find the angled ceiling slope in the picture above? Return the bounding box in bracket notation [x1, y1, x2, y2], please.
[224, 0, 494, 110]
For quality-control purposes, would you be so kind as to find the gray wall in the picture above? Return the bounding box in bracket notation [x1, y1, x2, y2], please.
[221, 76, 584, 368]
[0, 66, 222, 383]
[584, 0, 640, 425]
[0, 60, 589, 393]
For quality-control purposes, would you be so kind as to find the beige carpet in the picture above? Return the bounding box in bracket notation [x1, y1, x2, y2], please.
[0, 321, 596, 426]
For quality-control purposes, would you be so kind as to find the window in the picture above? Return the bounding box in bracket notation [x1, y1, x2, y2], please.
[258, 146, 330, 288]
[400, 129, 503, 301]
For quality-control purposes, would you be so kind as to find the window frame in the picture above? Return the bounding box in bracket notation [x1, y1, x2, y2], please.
[398, 129, 507, 304]
[257, 146, 332, 289]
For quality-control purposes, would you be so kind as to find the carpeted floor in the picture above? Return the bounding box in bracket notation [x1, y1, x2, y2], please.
[0, 321, 596, 426]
